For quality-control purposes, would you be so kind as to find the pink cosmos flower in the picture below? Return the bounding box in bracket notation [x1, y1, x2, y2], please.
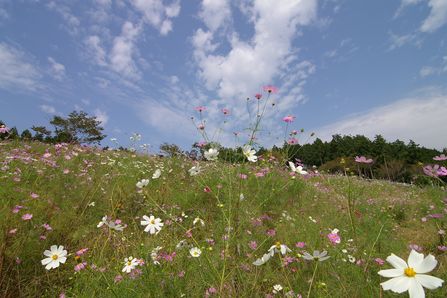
[194, 106, 206, 112]
[263, 85, 278, 93]
[295, 242, 306, 248]
[0, 125, 10, 134]
[290, 130, 298, 135]
[30, 193, 39, 199]
[12, 205, 23, 213]
[76, 248, 89, 256]
[423, 164, 440, 177]
[255, 172, 265, 177]
[9, 228, 18, 235]
[438, 166, 447, 176]
[374, 258, 385, 265]
[39, 235, 46, 240]
[354, 156, 373, 164]
[433, 154, 447, 161]
[22, 213, 33, 220]
[287, 138, 298, 145]
[266, 229, 276, 236]
[42, 223, 52, 231]
[197, 124, 205, 130]
[114, 275, 123, 283]
[248, 241, 257, 250]
[255, 93, 262, 100]
[74, 262, 87, 272]
[203, 186, 211, 193]
[327, 231, 341, 245]
[222, 108, 230, 115]
[238, 173, 248, 179]
[437, 245, 447, 252]
[282, 115, 295, 123]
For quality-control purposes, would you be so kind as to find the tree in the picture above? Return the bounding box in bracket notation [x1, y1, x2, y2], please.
[159, 143, 183, 157]
[50, 111, 106, 145]
[31, 125, 51, 142]
[21, 129, 32, 140]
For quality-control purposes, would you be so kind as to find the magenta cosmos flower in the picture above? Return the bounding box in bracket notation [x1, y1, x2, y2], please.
[282, 115, 295, 123]
[263, 85, 278, 93]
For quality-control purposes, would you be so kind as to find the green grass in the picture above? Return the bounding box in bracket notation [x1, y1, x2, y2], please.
[0, 140, 446, 297]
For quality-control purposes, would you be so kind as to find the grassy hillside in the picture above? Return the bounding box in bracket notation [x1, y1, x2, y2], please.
[0, 141, 446, 297]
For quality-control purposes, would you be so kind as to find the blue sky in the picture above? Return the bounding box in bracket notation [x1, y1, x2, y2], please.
[1, 0, 446, 151]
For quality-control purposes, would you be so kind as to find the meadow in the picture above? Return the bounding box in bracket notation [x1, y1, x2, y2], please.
[0, 139, 446, 297]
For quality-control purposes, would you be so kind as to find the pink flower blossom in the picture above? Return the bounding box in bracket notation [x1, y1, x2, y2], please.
[203, 186, 211, 193]
[74, 262, 87, 272]
[22, 213, 33, 221]
[238, 173, 248, 179]
[0, 125, 10, 134]
[290, 130, 298, 135]
[248, 241, 257, 250]
[354, 156, 373, 164]
[327, 231, 341, 245]
[12, 205, 23, 213]
[30, 193, 39, 199]
[9, 228, 18, 235]
[295, 242, 306, 248]
[282, 115, 295, 123]
[438, 166, 447, 176]
[287, 138, 298, 145]
[76, 248, 89, 256]
[114, 275, 123, 283]
[374, 258, 385, 265]
[423, 164, 440, 177]
[39, 235, 46, 240]
[437, 245, 447, 252]
[263, 85, 278, 93]
[265, 229, 276, 236]
[42, 223, 52, 231]
[194, 106, 206, 112]
[433, 154, 447, 161]
[255, 93, 262, 100]
[222, 108, 230, 115]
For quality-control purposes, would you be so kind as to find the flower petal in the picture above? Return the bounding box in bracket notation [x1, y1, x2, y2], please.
[408, 279, 425, 298]
[386, 253, 408, 269]
[414, 254, 437, 274]
[43, 250, 52, 257]
[41, 257, 52, 265]
[381, 276, 411, 293]
[378, 268, 404, 278]
[408, 250, 424, 268]
[415, 274, 444, 290]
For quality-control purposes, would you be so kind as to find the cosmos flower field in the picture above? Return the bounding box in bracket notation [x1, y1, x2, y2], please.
[1, 139, 446, 297]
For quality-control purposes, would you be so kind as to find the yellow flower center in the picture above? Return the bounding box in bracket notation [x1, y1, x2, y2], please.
[275, 242, 281, 249]
[150, 219, 155, 225]
[51, 255, 58, 260]
[404, 267, 416, 277]
[127, 261, 132, 266]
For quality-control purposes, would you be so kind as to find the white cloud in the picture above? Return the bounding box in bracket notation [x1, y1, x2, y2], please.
[46, 1, 80, 35]
[419, 53, 447, 77]
[420, 0, 447, 32]
[193, 0, 317, 101]
[40, 104, 57, 114]
[94, 109, 109, 126]
[0, 42, 40, 92]
[85, 35, 107, 66]
[130, 0, 181, 36]
[387, 32, 420, 51]
[199, 0, 232, 32]
[48, 57, 66, 81]
[315, 93, 447, 150]
[110, 21, 141, 79]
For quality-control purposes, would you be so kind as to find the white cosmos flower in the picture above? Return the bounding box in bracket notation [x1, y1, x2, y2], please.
[242, 145, 257, 162]
[141, 215, 163, 235]
[204, 148, 219, 161]
[188, 165, 201, 176]
[378, 250, 444, 298]
[190, 247, 202, 257]
[193, 217, 205, 226]
[252, 252, 273, 266]
[122, 256, 139, 273]
[136, 179, 149, 188]
[97, 215, 108, 228]
[289, 161, 308, 175]
[268, 242, 292, 256]
[273, 284, 283, 294]
[41, 245, 67, 270]
[253, 242, 291, 266]
[152, 169, 161, 179]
